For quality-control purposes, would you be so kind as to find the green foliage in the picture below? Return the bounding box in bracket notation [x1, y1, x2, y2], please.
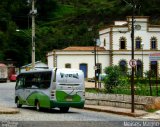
[85, 88, 105, 94]
[103, 65, 127, 93]
[0, 0, 160, 66]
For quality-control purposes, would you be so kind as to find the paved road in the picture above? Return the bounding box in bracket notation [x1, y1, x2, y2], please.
[0, 82, 155, 127]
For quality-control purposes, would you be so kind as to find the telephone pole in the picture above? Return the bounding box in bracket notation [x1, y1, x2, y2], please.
[131, 0, 135, 113]
[30, 0, 37, 69]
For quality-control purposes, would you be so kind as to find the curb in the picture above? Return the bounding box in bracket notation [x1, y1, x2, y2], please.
[84, 105, 148, 117]
[0, 107, 20, 114]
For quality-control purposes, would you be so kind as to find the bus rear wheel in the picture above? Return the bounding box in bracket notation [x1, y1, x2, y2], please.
[60, 107, 69, 113]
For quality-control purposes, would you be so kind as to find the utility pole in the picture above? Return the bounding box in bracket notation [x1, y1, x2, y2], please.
[30, 0, 36, 69]
[94, 41, 97, 88]
[131, 0, 135, 113]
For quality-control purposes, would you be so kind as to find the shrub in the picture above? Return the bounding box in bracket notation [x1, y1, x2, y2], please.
[103, 65, 125, 93]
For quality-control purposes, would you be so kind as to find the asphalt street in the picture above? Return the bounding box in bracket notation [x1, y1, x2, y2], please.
[0, 82, 159, 127]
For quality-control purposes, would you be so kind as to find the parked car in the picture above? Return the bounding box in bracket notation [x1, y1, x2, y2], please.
[9, 74, 17, 82]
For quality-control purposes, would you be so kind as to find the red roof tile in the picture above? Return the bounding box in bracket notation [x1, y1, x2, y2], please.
[63, 46, 106, 51]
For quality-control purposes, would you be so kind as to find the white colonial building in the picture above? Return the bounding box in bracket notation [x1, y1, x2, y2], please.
[47, 16, 160, 79]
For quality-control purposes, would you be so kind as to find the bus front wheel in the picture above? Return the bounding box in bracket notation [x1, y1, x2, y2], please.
[16, 98, 22, 108]
[35, 101, 41, 111]
[60, 107, 69, 113]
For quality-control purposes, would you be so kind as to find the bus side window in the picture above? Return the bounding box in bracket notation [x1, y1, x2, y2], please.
[31, 73, 40, 89]
[39, 72, 51, 89]
[25, 74, 32, 88]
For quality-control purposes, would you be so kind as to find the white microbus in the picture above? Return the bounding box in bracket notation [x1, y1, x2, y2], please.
[15, 68, 85, 112]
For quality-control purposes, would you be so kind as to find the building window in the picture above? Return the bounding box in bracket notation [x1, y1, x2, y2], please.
[151, 61, 158, 76]
[104, 39, 106, 46]
[65, 63, 71, 68]
[119, 37, 126, 49]
[119, 60, 127, 75]
[135, 37, 142, 49]
[151, 37, 157, 50]
[136, 60, 143, 77]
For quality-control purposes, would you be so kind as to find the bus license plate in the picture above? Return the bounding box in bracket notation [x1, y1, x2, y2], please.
[66, 97, 72, 101]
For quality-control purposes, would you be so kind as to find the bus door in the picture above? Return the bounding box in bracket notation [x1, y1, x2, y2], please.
[23, 73, 38, 105]
[15, 75, 26, 103]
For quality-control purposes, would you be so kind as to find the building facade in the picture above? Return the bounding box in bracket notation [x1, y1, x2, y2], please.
[99, 16, 160, 76]
[47, 16, 160, 79]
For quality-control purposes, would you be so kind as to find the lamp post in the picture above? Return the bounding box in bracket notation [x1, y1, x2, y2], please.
[122, 0, 136, 114]
[131, 0, 135, 113]
[141, 42, 144, 77]
[94, 38, 97, 88]
[88, 27, 97, 88]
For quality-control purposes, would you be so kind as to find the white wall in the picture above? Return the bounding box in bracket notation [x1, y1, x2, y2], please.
[56, 52, 109, 78]
[47, 51, 109, 78]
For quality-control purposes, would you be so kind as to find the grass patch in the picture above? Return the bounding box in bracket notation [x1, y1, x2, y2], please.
[85, 88, 106, 93]
[146, 109, 158, 113]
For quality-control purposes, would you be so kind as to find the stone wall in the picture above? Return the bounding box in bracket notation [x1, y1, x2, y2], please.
[85, 93, 160, 110]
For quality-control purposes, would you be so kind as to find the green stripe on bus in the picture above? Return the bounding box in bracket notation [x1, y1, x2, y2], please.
[56, 90, 81, 102]
[26, 92, 50, 108]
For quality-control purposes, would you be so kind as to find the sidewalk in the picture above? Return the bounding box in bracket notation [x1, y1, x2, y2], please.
[84, 105, 147, 117]
[0, 106, 19, 114]
[0, 104, 160, 120]
[0, 105, 147, 117]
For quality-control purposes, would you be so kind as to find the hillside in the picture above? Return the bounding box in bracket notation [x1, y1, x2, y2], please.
[0, 0, 160, 66]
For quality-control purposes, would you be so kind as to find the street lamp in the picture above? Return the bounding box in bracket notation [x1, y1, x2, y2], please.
[88, 27, 97, 88]
[141, 42, 144, 77]
[131, 0, 135, 113]
[93, 38, 97, 88]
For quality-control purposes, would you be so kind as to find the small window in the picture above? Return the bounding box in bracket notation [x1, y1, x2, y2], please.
[120, 37, 126, 49]
[65, 63, 71, 68]
[135, 37, 141, 49]
[151, 61, 158, 76]
[136, 60, 143, 77]
[104, 39, 106, 46]
[151, 37, 157, 49]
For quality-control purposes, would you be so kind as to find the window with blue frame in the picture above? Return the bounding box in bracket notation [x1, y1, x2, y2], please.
[136, 60, 143, 77]
[151, 37, 157, 49]
[151, 61, 157, 76]
[135, 37, 141, 49]
[119, 60, 127, 75]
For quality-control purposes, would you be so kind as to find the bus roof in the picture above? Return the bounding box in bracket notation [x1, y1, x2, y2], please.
[19, 68, 83, 75]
